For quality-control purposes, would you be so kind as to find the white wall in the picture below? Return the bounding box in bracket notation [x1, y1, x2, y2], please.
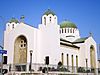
[75, 43, 86, 67]
[38, 23, 60, 65]
[60, 45, 79, 66]
[4, 20, 98, 70]
[74, 36, 98, 68]
[4, 22, 39, 64]
[85, 37, 98, 68]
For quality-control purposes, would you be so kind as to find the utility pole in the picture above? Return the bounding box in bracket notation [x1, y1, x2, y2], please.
[0, 45, 3, 75]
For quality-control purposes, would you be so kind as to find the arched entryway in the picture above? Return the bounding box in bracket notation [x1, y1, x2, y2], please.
[90, 45, 96, 68]
[14, 35, 27, 64]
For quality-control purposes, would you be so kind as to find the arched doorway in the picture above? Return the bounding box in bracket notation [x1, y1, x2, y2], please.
[14, 35, 27, 64]
[90, 45, 96, 68]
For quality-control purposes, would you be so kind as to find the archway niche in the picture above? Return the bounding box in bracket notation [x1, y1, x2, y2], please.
[14, 35, 27, 64]
[90, 45, 96, 69]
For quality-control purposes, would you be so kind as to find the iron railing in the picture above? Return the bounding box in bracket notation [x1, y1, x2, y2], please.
[2, 63, 100, 74]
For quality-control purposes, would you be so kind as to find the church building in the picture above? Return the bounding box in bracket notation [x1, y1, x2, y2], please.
[4, 9, 98, 72]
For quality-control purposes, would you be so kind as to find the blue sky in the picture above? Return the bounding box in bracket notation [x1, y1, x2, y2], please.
[0, 0, 100, 46]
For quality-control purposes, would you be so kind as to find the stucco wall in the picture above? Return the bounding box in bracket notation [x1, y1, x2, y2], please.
[60, 45, 79, 66]
[4, 23, 39, 64]
[38, 23, 60, 65]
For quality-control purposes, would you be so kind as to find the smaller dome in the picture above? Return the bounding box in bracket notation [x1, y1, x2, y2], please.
[43, 9, 55, 16]
[60, 20, 77, 28]
[9, 17, 19, 23]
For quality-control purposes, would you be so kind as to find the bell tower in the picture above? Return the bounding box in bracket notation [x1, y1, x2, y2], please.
[41, 9, 57, 25]
[6, 18, 19, 33]
[38, 9, 60, 64]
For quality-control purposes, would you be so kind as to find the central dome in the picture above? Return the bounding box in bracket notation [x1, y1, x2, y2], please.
[60, 21, 77, 28]
[43, 9, 55, 16]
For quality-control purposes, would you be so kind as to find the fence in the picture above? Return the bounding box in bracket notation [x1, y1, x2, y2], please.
[2, 63, 100, 75]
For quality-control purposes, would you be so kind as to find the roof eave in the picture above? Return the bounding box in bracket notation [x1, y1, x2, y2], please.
[60, 42, 80, 49]
[72, 41, 85, 44]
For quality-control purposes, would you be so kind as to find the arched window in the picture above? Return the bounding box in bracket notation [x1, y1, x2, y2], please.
[65, 28, 66, 33]
[73, 29, 74, 33]
[76, 55, 78, 68]
[54, 17, 57, 24]
[61, 53, 64, 65]
[44, 17, 46, 25]
[12, 24, 14, 28]
[62, 29, 63, 33]
[19, 39, 27, 49]
[66, 54, 69, 68]
[54, 17, 56, 19]
[50, 17, 51, 22]
[70, 29, 72, 33]
[60, 30, 61, 34]
[72, 55, 74, 72]
[68, 28, 69, 33]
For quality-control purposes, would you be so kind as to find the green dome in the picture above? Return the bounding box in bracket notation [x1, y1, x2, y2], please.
[43, 9, 55, 16]
[9, 18, 19, 23]
[60, 21, 77, 28]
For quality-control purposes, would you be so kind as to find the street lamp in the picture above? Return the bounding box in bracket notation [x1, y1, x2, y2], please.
[86, 58, 88, 75]
[29, 50, 33, 71]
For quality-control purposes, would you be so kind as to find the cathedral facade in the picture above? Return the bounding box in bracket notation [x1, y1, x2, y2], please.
[4, 9, 98, 70]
